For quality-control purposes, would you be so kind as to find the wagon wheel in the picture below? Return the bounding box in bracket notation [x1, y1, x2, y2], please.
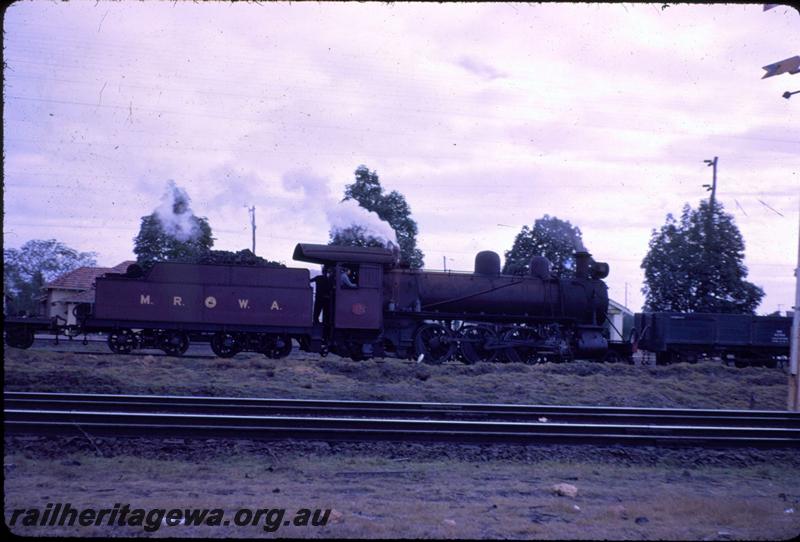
[262, 334, 293, 359]
[210, 332, 241, 358]
[459, 325, 498, 364]
[655, 351, 673, 365]
[734, 357, 749, 369]
[501, 327, 542, 364]
[160, 331, 190, 357]
[672, 351, 688, 364]
[414, 323, 455, 364]
[5, 326, 35, 349]
[602, 350, 622, 364]
[108, 329, 135, 354]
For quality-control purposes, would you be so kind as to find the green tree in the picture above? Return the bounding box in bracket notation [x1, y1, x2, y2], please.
[329, 225, 391, 250]
[502, 215, 585, 277]
[3, 239, 97, 315]
[133, 183, 214, 269]
[641, 200, 764, 313]
[332, 165, 425, 268]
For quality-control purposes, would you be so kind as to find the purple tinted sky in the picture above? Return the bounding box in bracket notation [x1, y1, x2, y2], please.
[3, 2, 798, 313]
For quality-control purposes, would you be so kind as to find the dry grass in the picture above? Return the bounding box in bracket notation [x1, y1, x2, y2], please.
[3, 347, 789, 409]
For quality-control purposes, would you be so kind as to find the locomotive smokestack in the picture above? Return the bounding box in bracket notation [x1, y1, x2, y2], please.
[575, 251, 591, 279]
[575, 250, 610, 280]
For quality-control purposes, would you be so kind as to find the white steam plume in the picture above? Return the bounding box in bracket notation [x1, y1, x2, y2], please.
[154, 180, 200, 242]
[281, 168, 398, 250]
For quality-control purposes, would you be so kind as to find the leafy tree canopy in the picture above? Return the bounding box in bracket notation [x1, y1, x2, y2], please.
[133, 183, 214, 269]
[4, 239, 97, 315]
[502, 215, 585, 277]
[641, 200, 764, 314]
[329, 225, 390, 249]
[331, 165, 425, 268]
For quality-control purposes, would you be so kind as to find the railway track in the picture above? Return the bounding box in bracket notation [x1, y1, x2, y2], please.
[5, 392, 800, 448]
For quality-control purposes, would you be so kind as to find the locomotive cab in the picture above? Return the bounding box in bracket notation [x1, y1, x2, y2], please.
[293, 243, 396, 331]
[331, 262, 383, 330]
[293, 243, 397, 360]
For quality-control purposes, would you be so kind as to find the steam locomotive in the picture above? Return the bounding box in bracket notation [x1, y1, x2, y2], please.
[4, 243, 615, 364]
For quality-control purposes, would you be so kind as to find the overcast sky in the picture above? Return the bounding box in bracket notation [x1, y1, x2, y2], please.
[4, 2, 798, 314]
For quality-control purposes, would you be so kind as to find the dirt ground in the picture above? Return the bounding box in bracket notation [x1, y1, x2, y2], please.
[4, 342, 800, 539]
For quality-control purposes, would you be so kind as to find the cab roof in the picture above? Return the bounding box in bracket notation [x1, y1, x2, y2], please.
[292, 243, 397, 265]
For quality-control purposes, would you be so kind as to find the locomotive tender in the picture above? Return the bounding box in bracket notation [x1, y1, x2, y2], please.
[4, 243, 613, 364]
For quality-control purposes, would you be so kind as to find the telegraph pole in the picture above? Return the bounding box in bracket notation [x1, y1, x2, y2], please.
[703, 156, 718, 211]
[246, 205, 256, 255]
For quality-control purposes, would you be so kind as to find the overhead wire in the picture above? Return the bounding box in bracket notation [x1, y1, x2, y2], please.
[6, 28, 797, 143]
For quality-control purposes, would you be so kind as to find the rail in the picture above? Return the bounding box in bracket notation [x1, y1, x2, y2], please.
[5, 392, 799, 448]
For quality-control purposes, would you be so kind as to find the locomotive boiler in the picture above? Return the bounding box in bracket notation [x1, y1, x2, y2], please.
[376, 250, 611, 363]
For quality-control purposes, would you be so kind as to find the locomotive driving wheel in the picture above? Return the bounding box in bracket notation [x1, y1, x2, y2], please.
[210, 332, 241, 358]
[107, 329, 135, 354]
[160, 331, 190, 357]
[459, 325, 498, 364]
[414, 323, 455, 364]
[501, 327, 544, 364]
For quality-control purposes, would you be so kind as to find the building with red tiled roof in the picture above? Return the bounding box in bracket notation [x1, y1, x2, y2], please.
[43, 261, 135, 325]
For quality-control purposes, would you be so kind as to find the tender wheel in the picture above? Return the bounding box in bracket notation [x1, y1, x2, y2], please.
[5, 326, 35, 349]
[210, 332, 241, 358]
[160, 331, 189, 356]
[262, 334, 292, 359]
[459, 325, 498, 364]
[108, 330, 135, 354]
[414, 323, 455, 364]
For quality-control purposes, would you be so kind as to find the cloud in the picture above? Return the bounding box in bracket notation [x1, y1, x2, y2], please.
[3, 2, 797, 313]
[455, 56, 508, 80]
